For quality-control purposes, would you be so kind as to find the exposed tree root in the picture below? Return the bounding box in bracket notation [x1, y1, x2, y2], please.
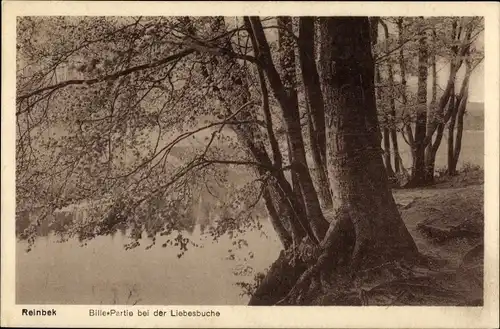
[249, 206, 474, 306]
[275, 208, 356, 305]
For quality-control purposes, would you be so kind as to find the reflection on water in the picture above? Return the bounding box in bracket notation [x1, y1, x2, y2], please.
[16, 222, 282, 305]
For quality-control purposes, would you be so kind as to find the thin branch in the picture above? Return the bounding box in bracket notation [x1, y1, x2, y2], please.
[17, 49, 195, 108]
[185, 40, 258, 64]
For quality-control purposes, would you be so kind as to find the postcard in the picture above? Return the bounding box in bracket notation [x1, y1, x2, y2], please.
[1, 1, 499, 328]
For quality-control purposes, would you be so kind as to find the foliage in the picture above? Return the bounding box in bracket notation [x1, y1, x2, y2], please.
[16, 16, 273, 251]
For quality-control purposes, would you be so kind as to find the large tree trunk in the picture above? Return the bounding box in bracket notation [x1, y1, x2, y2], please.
[277, 18, 306, 209]
[319, 17, 418, 268]
[407, 20, 429, 187]
[298, 17, 333, 209]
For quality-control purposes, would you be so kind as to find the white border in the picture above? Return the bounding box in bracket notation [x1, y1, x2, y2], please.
[2, 1, 499, 328]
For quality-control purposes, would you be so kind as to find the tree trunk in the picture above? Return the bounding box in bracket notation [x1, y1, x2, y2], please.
[407, 21, 428, 187]
[277, 18, 306, 210]
[249, 16, 329, 243]
[271, 18, 419, 305]
[447, 93, 458, 175]
[387, 57, 401, 174]
[298, 17, 333, 209]
[383, 128, 394, 177]
[391, 130, 401, 173]
[371, 18, 395, 178]
[387, 64, 401, 175]
[208, 17, 310, 247]
[253, 64, 310, 244]
[397, 18, 415, 160]
[424, 29, 438, 183]
[379, 20, 401, 174]
[318, 17, 418, 269]
[262, 187, 293, 249]
[450, 55, 473, 175]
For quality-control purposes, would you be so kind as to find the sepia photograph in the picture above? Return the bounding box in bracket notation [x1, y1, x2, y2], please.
[2, 1, 499, 328]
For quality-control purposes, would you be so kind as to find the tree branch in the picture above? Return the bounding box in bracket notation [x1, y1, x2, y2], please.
[184, 40, 258, 64]
[17, 49, 195, 109]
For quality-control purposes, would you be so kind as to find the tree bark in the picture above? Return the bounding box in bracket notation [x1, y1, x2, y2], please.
[318, 17, 418, 269]
[298, 17, 333, 209]
[277, 17, 306, 209]
[262, 187, 293, 249]
[250, 17, 420, 306]
[452, 93, 467, 173]
[421, 18, 473, 152]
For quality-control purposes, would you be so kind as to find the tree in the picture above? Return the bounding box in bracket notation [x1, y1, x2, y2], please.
[246, 17, 329, 243]
[253, 16, 420, 306]
[407, 17, 429, 187]
[298, 17, 333, 208]
[386, 17, 483, 185]
[371, 17, 396, 180]
[378, 18, 403, 176]
[423, 27, 443, 182]
[313, 15, 418, 293]
[447, 43, 483, 175]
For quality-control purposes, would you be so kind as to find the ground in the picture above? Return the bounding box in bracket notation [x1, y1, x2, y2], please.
[255, 168, 485, 306]
[315, 168, 484, 306]
[392, 169, 483, 305]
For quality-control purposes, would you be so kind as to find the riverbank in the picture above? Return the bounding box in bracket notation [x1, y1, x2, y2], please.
[311, 167, 484, 306]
